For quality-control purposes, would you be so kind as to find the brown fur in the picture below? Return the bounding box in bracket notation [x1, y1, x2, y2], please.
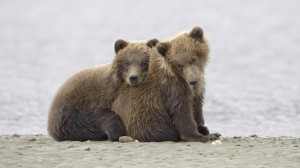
[112, 27, 219, 142]
[48, 39, 158, 141]
[158, 26, 211, 135]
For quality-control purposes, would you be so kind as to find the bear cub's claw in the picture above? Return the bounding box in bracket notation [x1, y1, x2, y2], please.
[207, 133, 222, 141]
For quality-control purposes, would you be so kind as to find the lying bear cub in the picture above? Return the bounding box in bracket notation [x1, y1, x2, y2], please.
[112, 26, 221, 142]
[48, 39, 159, 141]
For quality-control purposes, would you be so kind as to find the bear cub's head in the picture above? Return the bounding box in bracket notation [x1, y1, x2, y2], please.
[114, 39, 159, 86]
[157, 26, 209, 86]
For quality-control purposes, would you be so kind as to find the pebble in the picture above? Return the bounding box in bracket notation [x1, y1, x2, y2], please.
[28, 138, 37, 142]
[84, 147, 91, 151]
[233, 136, 242, 139]
[249, 134, 258, 138]
[12, 134, 20, 138]
[67, 145, 75, 148]
[119, 136, 135, 143]
[211, 140, 222, 145]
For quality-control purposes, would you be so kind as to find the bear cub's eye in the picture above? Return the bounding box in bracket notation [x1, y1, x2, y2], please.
[141, 62, 147, 66]
[177, 64, 184, 68]
[123, 61, 130, 67]
[141, 62, 147, 67]
[191, 58, 196, 64]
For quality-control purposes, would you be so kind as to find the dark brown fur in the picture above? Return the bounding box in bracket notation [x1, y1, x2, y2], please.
[112, 27, 219, 142]
[48, 39, 158, 141]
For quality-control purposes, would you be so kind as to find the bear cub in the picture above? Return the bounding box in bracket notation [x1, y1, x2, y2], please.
[157, 26, 214, 136]
[47, 39, 158, 141]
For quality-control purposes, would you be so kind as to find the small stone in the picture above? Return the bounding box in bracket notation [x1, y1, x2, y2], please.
[119, 136, 135, 143]
[16, 152, 23, 155]
[211, 140, 222, 145]
[12, 134, 20, 138]
[233, 136, 241, 139]
[294, 145, 298, 147]
[248, 145, 254, 147]
[67, 145, 75, 148]
[84, 147, 91, 151]
[28, 138, 37, 142]
[249, 134, 258, 138]
[235, 144, 241, 146]
[134, 140, 139, 143]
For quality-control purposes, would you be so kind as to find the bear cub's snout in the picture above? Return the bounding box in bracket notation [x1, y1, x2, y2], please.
[129, 75, 139, 85]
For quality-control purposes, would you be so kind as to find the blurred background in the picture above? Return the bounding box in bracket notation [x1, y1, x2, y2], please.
[0, 0, 299, 137]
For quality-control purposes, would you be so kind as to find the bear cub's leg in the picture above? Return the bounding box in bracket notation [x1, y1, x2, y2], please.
[193, 95, 210, 135]
[193, 95, 221, 138]
[95, 109, 127, 141]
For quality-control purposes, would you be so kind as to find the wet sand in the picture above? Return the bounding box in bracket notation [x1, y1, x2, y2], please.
[0, 135, 299, 168]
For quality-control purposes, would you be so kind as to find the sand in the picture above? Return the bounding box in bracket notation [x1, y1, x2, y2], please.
[0, 135, 299, 168]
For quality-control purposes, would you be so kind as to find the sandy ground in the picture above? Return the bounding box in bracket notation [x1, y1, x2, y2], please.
[0, 135, 299, 168]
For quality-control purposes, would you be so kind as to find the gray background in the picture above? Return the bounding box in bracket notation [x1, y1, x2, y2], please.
[0, 0, 299, 137]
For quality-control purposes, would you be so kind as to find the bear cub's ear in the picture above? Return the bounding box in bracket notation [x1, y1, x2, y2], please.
[115, 39, 128, 54]
[189, 26, 204, 40]
[156, 42, 169, 57]
[146, 38, 159, 48]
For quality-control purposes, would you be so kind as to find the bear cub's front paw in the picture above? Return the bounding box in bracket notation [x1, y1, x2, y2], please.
[198, 125, 210, 135]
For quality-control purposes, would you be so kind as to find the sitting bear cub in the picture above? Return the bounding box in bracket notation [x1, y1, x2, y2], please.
[48, 39, 158, 141]
[157, 26, 214, 136]
[112, 27, 220, 142]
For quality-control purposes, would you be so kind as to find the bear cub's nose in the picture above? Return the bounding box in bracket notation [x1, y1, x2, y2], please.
[189, 81, 197, 85]
[130, 76, 138, 84]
